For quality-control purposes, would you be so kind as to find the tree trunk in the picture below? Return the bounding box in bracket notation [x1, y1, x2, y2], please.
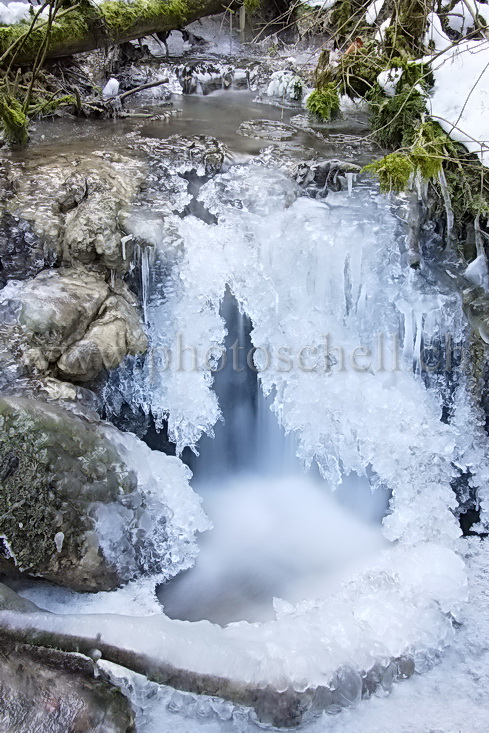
[0, 0, 237, 66]
[0, 602, 415, 728]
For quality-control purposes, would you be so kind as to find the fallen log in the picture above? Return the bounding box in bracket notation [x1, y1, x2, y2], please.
[0, 0, 237, 66]
[0, 583, 416, 728]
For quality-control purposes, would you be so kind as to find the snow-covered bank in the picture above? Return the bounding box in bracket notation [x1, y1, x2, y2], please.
[427, 38, 489, 163]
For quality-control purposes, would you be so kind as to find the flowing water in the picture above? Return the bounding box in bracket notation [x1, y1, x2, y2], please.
[11, 51, 489, 731]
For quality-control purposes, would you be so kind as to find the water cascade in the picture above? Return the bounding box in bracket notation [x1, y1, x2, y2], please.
[158, 293, 390, 625]
[87, 160, 484, 720]
[16, 151, 488, 729]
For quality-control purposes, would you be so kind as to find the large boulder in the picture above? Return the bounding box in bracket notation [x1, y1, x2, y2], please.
[0, 151, 145, 284]
[0, 267, 147, 384]
[0, 396, 202, 591]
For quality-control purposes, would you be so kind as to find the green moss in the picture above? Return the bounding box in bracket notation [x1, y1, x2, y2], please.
[363, 152, 415, 193]
[0, 397, 137, 581]
[101, 0, 189, 31]
[329, 0, 370, 43]
[243, 0, 261, 12]
[334, 44, 388, 98]
[370, 85, 427, 148]
[0, 0, 192, 63]
[0, 10, 90, 62]
[0, 93, 28, 146]
[306, 83, 340, 121]
[409, 121, 446, 179]
[29, 94, 77, 117]
[384, 0, 430, 56]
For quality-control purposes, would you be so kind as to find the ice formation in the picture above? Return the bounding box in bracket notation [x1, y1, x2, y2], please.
[97, 424, 210, 581]
[128, 164, 473, 545]
[102, 77, 120, 99]
[71, 159, 489, 705]
[14, 144, 488, 720]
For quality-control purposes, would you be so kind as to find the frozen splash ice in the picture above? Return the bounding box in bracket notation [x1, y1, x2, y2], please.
[128, 163, 478, 545]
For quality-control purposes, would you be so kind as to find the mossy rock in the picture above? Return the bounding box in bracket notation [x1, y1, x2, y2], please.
[0, 396, 139, 591]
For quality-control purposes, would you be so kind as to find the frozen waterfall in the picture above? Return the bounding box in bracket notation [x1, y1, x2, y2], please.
[82, 159, 489, 724]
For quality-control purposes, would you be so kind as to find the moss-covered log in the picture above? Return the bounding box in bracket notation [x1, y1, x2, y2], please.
[0, 0, 237, 65]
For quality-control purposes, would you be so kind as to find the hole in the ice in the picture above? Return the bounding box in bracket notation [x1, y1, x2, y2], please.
[157, 292, 391, 626]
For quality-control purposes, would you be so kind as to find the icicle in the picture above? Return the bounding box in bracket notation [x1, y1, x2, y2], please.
[140, 245, 150, 324]
[346, 172, 355, 195]
[54, 532, 64, 553]
[110, 269, 116, 288]
[438, 168, 454, 239]
[121, 234, 132, 261]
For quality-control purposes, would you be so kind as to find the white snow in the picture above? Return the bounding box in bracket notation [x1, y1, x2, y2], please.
[375, 16, 391, 42]
[300, 0, 337, 8]
[446, 0, 488, 33]
[365, 0, 384, 25]
[427, 38, 489, 162]
[425, 11, 452, 51]
[377, 67, 403, 96]
[102, 77, 120, 98]
[0, 2, 32, 25]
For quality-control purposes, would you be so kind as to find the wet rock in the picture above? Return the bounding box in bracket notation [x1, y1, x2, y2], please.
[0, 151, 145, 281]
[57, 292, 147, 382]
[330, 665, 363, 710]
[291, 158, 362, 195]
[0, 637, 135, 733]
[0, 267, 146, 383]
[395, 654, 416, 679]
[0, 213, 54, 286]
[0, 396, 151, 591]
[252, 687, 315, 728]
[463, 286, 489, 344]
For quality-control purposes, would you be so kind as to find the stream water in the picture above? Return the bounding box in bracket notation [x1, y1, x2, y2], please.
[9, 33, 489, 732]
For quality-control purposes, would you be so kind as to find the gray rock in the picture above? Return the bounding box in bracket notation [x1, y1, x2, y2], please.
[0, 267, 147, 383]
[57, 292, 148, 382]
[0, 396, 152, 591]
[0, 151, 145, 282]
[0, 637, 135, 733]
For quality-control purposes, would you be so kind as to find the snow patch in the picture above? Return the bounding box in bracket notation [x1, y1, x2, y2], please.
[427, 39, 489, 162]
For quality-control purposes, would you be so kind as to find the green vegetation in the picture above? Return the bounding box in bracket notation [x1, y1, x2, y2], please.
[335, 43, 387, 98]
[363, 152, 415, 193]
[306, 83, 340, 121]
[0, 94, 28, 145]
[370, 85, 428, 148]
[243, 0, 261, 12]
[100, 0, 189, 32]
